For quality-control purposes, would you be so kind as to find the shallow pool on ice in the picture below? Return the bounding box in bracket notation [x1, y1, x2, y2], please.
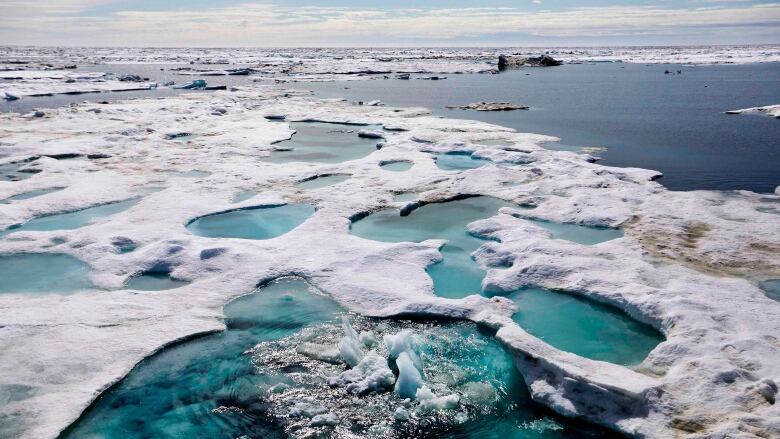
[62, 277, 611, 439]
[124, 272, 191, 291]
[433, 152, 491, 171]
[0, 160, 36, 182]
[264, 122, 381, 164]
[760, 279, 780, 302]
[350, 196, 622, 298]
[186, 203, 314, 240]
[61, 277, 342, 438]
[0, 253, 92, 294]
[0, 187, 64, 204]
[379, 160, 414, 172]
[0, 199, 138, 237]
[349, 196, 656, 364]
[509, 288, 662, 365]
[296, 173, 351, 190]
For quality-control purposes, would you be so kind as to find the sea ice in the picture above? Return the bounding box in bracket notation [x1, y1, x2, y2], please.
[415, 386, 460, 411]
[338, 316, 364, 367]
[0, 81, 778, 439]
[328, 352, 396, 395]
[726, 104, 780, 118]
[394, 352, 423, 399]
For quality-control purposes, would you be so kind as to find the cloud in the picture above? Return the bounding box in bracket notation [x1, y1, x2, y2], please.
[1, 2, 779, 46]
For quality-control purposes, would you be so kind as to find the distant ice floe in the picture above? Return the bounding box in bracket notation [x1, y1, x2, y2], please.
[726, 104, 780, 118]
[0, 70, 157, 98]
[2, 45, 779, 74]
[0, 84, 778, 439]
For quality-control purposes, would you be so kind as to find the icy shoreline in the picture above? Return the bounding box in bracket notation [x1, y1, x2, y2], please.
[1, 86, 779, 438]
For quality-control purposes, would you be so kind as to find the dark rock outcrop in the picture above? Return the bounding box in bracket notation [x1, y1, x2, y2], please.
[446, 102, 529, 111]
[498, 54, 562, 70]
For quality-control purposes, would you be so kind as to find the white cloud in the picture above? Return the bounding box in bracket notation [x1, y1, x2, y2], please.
[1, 2, 778, 46]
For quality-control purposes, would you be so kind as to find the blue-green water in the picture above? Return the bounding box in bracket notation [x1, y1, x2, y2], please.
[760, 279, 780, 302]
[510, 288, 661, 366]
[350, 196, 657, 364]
[0, 161, 36, 182]
[124, 272, 190, 291]
[434, 152, 491, 171]
[0, 187, 64, 204]
[380, 160, 414, 171]
[350, 197, 622, 299]
[292, 62, 780, 193]
[296, 174, 351, 190]
[187, 203, 314, 240]
[264, 122, 381, 164]
[62, 277, 343, 439]
[62, 277, 613, 439]
[0, 253, 92, 294]
[0, 199, 138, 237]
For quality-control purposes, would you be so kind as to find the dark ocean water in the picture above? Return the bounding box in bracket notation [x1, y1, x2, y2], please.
[2, 62, 778, 192]
[290, 63, 780, 193]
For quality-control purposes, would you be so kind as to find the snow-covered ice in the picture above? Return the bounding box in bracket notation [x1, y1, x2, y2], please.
[0, 82, 778, 439]
[726, 104, 780, 118]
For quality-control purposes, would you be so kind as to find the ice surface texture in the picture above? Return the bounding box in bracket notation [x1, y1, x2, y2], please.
[0, 84, 778, 439]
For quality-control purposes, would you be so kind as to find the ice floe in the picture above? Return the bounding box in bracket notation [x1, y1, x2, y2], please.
[0, 83, 778, 439]
[726, 104, 780, 118]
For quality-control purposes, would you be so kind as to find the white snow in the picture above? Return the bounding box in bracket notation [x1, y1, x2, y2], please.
[726, 104, 780, 118]
[0, 83, 778, 439]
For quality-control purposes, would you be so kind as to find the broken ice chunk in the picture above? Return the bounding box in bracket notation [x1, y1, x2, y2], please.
[359, 330, 378, 348]
[395, 351, 423, 399]
[339, 316, 364, 367]
[328, 352, 396, 395]
[384, 330, 421, 370]
[394, 407, 410, 421]
[416, 386, 459, 411]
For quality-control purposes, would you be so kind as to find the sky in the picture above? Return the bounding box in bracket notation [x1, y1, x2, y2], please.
[0, 0, 778, 47]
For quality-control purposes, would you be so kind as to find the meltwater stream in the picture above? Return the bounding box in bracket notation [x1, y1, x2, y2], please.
[350, 196, 660, 365]
[62, 277, 613, 439]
